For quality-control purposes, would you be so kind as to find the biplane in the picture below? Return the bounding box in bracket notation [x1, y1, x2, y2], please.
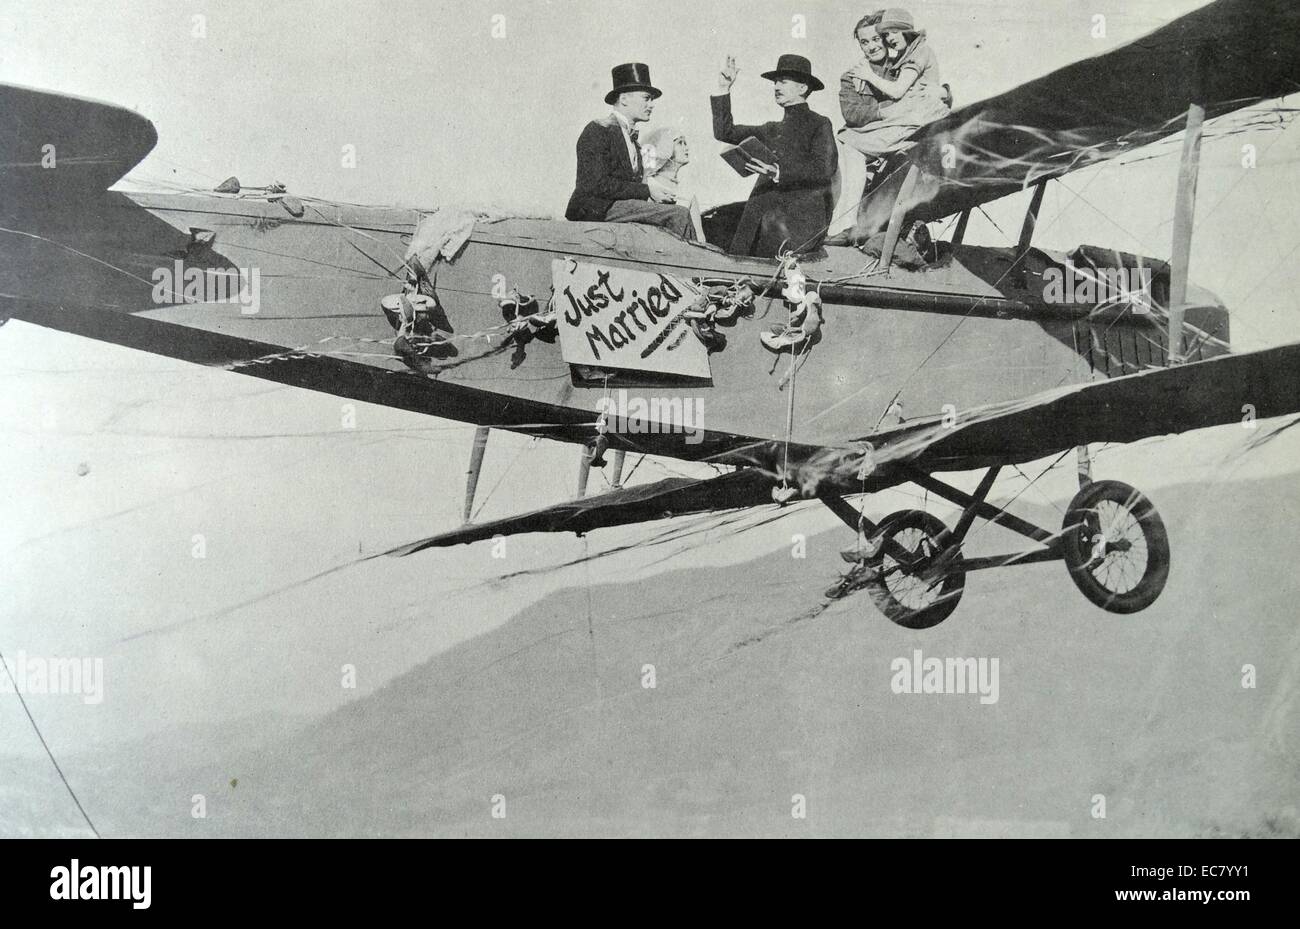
[4, 0, 1300, 629]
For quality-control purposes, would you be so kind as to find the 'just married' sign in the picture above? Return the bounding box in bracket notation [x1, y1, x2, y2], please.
[552, 258, 710, 379]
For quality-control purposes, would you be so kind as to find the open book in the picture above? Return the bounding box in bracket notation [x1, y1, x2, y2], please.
[720, 136, 777, 177]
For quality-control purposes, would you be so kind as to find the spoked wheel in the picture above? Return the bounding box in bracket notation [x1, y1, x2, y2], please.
[1061, 480, 1170, 614]
[862, 509, 966, 629]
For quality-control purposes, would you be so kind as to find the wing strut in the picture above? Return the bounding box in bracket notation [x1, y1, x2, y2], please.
[1168, 41, 1214, 363]
[463, 426, 490, 522]
[1016, 181, 1047, 264]
[609, 449, 627, 489]
[878, 164, 923, 270]
[1167, 101, 1206, 363]
[951, 208, 971, 245]
[1075, 444, 1093, 487]
[576, 447, 593, 497]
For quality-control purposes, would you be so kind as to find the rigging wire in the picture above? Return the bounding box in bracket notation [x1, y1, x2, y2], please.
[621, 453, 648, 485]
[470, 436, 538, 523]
[0, 647, 101, 838]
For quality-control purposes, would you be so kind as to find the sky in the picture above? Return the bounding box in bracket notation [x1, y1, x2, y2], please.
[7, 1, 1214, 213]
[3, 0, 1300, 777]
[0, 0, 1217, 208]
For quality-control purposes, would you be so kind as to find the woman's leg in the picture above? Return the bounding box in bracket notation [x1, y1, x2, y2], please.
[850, 151, 911, 242]
[829, 140, 869, 235]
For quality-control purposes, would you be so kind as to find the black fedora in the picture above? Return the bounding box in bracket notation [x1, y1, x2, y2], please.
[760, 53, 824, 92]
[605, 62, 662, 105]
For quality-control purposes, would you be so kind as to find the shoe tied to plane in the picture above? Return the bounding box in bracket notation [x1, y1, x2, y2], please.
[840, 533, 885, 564]
[760, 291, 823, 352]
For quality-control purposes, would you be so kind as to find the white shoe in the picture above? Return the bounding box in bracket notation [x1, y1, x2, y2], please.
[771, 484, 800, 505]
[840, 535, 884, 564]
[761, 328, 806, 352]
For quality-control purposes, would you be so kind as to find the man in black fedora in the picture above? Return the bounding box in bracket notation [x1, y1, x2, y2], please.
[565, 63, 694, 239]
[711, 53, 837, 258]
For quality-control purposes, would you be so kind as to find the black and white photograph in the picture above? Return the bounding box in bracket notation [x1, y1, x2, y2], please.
[1, 0, 1298, 865]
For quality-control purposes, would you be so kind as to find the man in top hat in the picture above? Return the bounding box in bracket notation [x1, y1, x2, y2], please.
[711, 53, 837, 258]
[565, 63, 694, 239]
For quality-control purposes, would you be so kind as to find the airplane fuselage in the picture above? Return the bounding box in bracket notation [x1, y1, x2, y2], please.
[1, 187, 1229, 464]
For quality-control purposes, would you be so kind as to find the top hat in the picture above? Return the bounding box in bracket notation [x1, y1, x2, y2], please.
[760, 53, 825, 93]
[605, 63, 662, 105]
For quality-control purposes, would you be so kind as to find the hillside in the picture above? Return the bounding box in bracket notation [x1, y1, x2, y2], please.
[10, 471, 1295, 838]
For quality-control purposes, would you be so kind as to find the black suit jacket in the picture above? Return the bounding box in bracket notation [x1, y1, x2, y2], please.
[565, 115, 649, 221]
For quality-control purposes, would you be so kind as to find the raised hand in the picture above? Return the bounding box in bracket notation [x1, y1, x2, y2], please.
[718, 55, 739, 93]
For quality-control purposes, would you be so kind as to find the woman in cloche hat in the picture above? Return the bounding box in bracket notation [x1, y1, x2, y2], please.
[841, 7, 950, 159]
[833, 8, 951, 243]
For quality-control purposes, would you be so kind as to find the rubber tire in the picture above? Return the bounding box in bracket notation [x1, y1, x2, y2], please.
[864, 509, 965, 629]
[1061, 480, 1170, 614]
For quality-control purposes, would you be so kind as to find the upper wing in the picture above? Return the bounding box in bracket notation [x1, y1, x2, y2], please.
[895, 0, 1300, 222]
[0, 82, 158, 199]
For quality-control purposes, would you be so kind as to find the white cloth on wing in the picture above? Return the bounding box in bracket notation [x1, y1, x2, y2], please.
[405, 208, 479, 274]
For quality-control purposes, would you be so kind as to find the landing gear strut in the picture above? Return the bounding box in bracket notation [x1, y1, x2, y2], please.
[821, 466, 1172, 627]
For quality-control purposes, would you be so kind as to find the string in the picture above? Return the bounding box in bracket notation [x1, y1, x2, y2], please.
[0, 647, 101, 838]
